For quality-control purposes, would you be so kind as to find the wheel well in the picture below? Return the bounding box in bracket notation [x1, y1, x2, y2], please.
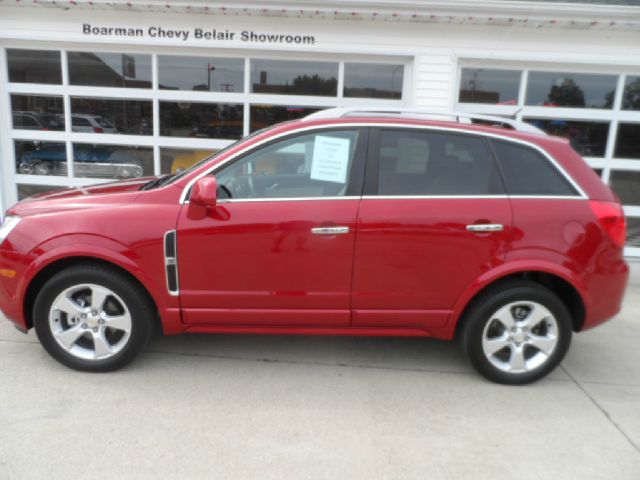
[24, 257, 161, 332]
[455, 271, 586, 337]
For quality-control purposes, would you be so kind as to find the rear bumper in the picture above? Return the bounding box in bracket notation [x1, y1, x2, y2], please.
[581, 258, 629, 331]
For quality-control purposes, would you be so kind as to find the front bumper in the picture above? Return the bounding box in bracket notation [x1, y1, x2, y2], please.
[0, 250, 28, 331]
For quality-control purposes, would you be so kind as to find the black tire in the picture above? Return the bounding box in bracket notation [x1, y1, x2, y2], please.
[460, 281, 572, 385]
[33, 263, 155, 372]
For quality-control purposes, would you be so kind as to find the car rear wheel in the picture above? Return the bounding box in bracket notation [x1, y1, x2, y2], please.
[33, 264, 155, 372]
[461, 281, 573, 384]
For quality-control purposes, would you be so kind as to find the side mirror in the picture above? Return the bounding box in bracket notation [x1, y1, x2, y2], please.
[187, 176, 218, 220]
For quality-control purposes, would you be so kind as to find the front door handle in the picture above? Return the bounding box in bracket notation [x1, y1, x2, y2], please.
[311, 226, 350, 235]
[466, 224, 504, 232]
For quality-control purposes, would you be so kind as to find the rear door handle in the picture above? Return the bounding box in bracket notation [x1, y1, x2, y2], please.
[466, 224, 504, 232]
[311, 226, 350, 235]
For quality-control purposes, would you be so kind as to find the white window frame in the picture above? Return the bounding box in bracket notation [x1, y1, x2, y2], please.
[0, 41, 411, 208]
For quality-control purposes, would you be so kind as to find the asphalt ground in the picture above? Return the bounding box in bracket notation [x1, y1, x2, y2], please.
[1, 279, 639, 479]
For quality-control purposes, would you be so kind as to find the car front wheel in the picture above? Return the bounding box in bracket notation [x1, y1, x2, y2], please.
[33, 264, 155, 372]
[461, 281, 573, 384]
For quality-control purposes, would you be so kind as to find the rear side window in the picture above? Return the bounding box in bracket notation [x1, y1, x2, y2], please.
[490, 140, 579, 196]
[376, 129, 504, 196]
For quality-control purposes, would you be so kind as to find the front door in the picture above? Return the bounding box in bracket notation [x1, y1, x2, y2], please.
[177, 127, 367, 326]
[352, 127, 513, 328]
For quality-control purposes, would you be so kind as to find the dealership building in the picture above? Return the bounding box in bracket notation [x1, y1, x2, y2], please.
[1, 0, 640, 256]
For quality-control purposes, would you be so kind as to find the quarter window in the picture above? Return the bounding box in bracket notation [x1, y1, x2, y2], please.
[376, 130, 503, 196]
[215, 130, 359, 200]
[490, 140, 578, 196]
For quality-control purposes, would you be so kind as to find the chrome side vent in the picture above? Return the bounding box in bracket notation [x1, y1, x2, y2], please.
[164, 230, 179, 296]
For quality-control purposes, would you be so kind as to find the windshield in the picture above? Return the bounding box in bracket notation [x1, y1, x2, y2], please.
[164, 124, 281, 185]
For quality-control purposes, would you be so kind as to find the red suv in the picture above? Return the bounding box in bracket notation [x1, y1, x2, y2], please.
[0, 108, 628, 384]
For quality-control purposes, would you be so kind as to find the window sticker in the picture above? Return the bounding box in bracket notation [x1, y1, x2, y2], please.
[310, 135, 351, 183]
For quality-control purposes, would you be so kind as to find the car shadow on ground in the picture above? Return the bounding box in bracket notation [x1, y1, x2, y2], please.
[145, 333, 474, 375]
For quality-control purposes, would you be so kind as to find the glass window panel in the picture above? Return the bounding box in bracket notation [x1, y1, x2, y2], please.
[593, 168, 603, 178]
[160, 102, 243, 139]
[7, 49, 62, 84]
[160, 148, 216, 174]
[71, 97, 152, 135]
[11, 95, 65, 131]
[72, 144, 153, 179]
[627, 217, 640, 248]
[526, 71, 617, 109]
[216, 130, 358, 199]
[344, 63, 403, 99]
[609, 170, 640, 206]
[376, 130, 504, 196]
[251, 59, 338, 96]
[614, 123, 640, 159]
[622, 76, 640, 111]
[491, 140, 578, 196]
[17, 184, 64, 201]
[524, 118, 609, 157]
[68, 52, 152, 88]
[158, 55, 244, 92]
[459, 68, 521, 105]
[250, 105, 323, 132]
[14, 140, 67, 177]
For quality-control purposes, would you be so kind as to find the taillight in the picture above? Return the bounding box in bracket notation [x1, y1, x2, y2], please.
[93, 126, 103, 133]
[589, 201, 627, 248]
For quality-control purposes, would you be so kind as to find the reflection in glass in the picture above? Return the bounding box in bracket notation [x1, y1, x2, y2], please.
[73, 144, 153, 179]
[160, 148, 216, 174]
[593, 168, 603, 178]
[11, 95, 65, 131]
[7, 49, 62, 84]
[344, 63, 403, 99]
[159, 55, 244, 92]
[17, 184, 64, 201]
[68, 52, 152, 88]
[524, 118, 609, 157]
[526, 71, 616, 108]
[14, 140, 67, 176]
[251, 59, 338, 96]
[627, 217, 640, 248]
[160, 102, 243, 139]
[71, 97, 152, 135]
[609, 170, 640, 206]
[622, 76, 640, 111]
[250, 105, 322, 132]
[615, 123, 640, 159]
[459, 68, 521, 105]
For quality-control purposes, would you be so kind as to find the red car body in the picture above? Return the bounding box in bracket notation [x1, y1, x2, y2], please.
[0, 117, 629, 343]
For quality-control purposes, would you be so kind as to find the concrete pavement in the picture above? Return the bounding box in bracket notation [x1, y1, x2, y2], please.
[1, 286, 639, 479]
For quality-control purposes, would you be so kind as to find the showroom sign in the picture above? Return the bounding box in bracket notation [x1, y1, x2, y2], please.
[82, 24, 316, 44]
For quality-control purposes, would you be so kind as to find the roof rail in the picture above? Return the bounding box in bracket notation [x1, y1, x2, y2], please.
[304, 107, 545, 135]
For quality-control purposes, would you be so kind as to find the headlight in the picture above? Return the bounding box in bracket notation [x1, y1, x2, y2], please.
[0, 216, 21, 246]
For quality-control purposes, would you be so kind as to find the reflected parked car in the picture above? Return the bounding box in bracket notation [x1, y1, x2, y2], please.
[71, 114, 118, 134]
[12, 111, 64, 131]
[17, 142, 144, 179]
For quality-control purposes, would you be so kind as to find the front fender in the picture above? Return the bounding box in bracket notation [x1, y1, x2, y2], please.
[17, 233, 179, 329]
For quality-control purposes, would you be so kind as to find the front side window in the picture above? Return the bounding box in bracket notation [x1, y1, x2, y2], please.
[376, 130, 503, 196]
[215, 130, 359, 200]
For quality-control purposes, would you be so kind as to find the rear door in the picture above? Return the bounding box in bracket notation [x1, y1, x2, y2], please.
[351, 127, 513, 328]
